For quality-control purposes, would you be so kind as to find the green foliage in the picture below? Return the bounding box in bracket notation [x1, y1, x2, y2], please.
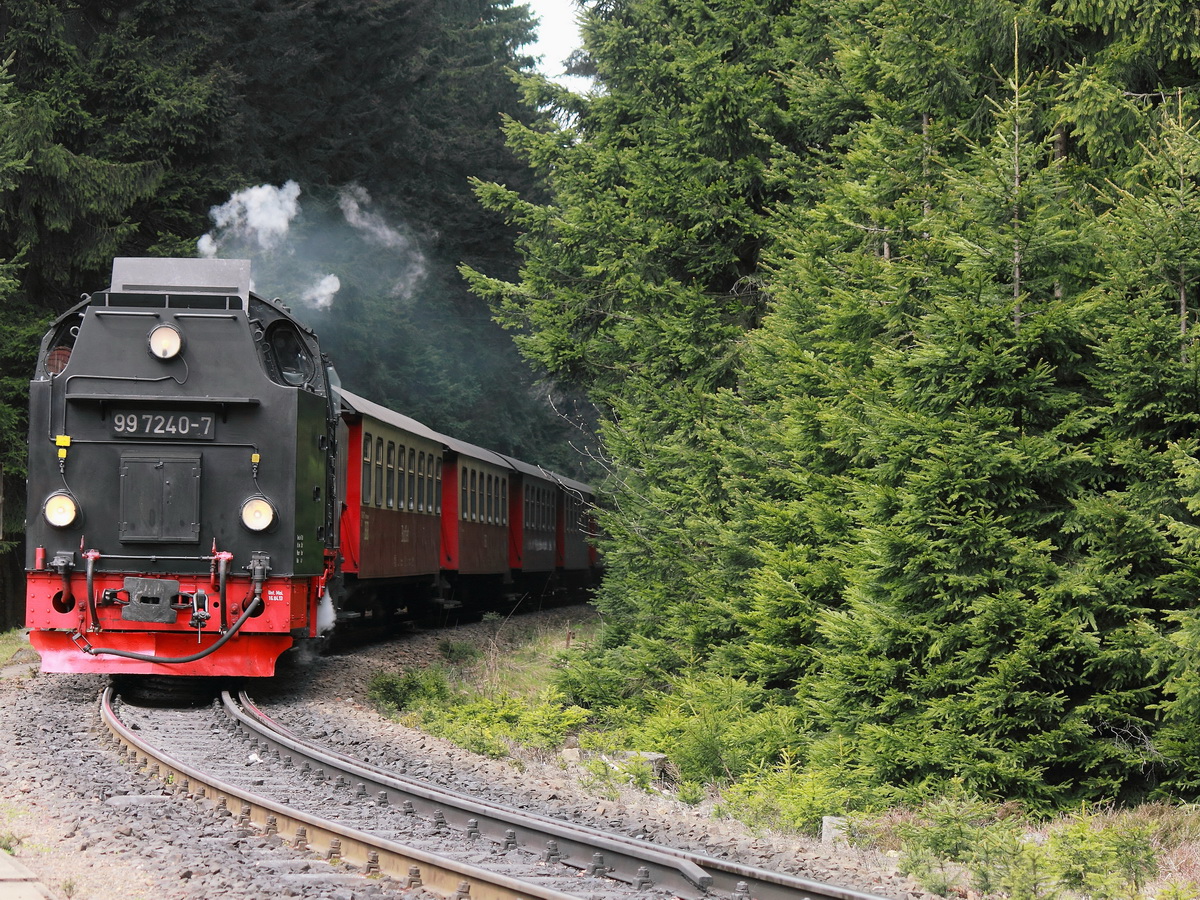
[676, 781, 705, 806]
[437, 639, 482, 665]
[554, 634, 686, 712]
[0, 0, 229, 311]
[627, 674, 806, 783]
[0, 629, 30, 668]
[885, 794, 1163, 900]
[493, 0, 1200, 808]
[367, 666, 591, 758]
[367, 666, 453, 712]
[717, 749, 886, 836]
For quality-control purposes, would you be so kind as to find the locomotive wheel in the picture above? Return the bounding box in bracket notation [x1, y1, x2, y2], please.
[111, 675, 229, 708]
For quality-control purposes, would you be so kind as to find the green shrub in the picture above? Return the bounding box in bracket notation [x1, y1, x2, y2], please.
[368, 665, 590, 759]
[1045, 813, 1156, 900]
[367, 667, 453, 712]
[628, 674, 806, 782]
[554, 635, 685, 711]
[718, 750, 883, 835]
[876, 791, 1164, 900]
[677, 781, 705, 806]
[429, 690, 591, 752]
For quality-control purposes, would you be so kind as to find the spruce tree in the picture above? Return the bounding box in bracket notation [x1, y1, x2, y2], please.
[804, 63, 1177, 804]
[465, 0, 801, 652]
[1090, 101, 1200, 788]
[0, 0, 229, 309]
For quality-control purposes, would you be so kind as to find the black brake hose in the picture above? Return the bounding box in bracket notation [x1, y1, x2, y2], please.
[81, 595, 263, 664]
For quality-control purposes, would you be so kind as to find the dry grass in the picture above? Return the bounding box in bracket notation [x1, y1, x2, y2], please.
[458, 608, 601, 698]
[1100, 803, 1200, 895]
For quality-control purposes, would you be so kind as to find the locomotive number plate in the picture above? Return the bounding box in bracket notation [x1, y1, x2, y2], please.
[111, 410, 216, 440]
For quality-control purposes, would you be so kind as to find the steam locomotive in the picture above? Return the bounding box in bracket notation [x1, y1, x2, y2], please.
[24, 258, 597, 678]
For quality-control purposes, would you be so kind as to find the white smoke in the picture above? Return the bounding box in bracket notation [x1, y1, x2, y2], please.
[197, 180, 427, 309]
[337, 185, 428, 300]
[338, 184, 410, 249]
[197, 180, 341, 307]
[198, 181, 302, 257]
[301, 273, 342, 310]
[317, 588, 337, 636]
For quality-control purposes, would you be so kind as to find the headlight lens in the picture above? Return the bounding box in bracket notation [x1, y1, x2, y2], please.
[44, 492, 78, 528]
[240, 496, 276, 532]
[148, 324, 184, 359]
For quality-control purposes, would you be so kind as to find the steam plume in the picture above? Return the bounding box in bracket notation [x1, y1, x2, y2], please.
[198, 181, 302, 257]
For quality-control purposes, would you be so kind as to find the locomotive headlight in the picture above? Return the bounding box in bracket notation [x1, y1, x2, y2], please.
[43, 492, 79, 528]
[240, 496, 277, 532]
[148, 323, 184, 360]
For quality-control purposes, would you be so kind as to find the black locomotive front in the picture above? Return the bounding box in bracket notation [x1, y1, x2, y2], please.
[25, 258, 337, 676]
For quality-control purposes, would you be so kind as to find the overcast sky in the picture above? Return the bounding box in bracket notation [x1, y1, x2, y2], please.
[522, 0, 590, 90]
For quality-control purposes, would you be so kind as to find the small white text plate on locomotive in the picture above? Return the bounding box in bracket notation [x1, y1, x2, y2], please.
[111, 410, 216, 440]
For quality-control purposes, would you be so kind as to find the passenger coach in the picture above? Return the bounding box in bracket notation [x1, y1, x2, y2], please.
[336, 388, 598, 618]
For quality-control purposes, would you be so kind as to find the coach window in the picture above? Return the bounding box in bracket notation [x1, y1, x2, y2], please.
[408, 449, 416, 510]
[470, 469, 478, 521]
[362, 434, 372, 503]
[461, 469, 469, 520]
[435, 457, 443, 513]
[417, 453, 427, 511]
[375, 438, 384, 506]
[501, 479, 508, 525]
[386, 442, 396, 508]
[397, 444, 406, 510]
[427, 460, 436, 516]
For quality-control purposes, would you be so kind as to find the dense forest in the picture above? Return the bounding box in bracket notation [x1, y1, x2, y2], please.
[462, 0, 1200, 814]
[0, 0, 591, 502]
[6, 0, 1200, 818]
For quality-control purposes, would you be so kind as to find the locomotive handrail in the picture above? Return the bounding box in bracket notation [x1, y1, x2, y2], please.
[64, 392, 261, 404]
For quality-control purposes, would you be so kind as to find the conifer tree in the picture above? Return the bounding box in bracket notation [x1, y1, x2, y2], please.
[804, 61, 1174, 803]
[0, 0, 228, 310]
[0, 55, 38, 528]
[1089, 101, 1200, 787]
[465, 0, 802, 652]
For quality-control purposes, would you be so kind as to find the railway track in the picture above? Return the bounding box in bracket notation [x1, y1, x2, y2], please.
[101, 687, 889, 900]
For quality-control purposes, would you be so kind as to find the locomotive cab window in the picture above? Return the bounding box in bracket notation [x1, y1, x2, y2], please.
[264, 323, 314, 387]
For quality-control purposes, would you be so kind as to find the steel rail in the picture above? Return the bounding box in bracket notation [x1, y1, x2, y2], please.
[233, 691, 889, 900]
[98, 687, 585, 900]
